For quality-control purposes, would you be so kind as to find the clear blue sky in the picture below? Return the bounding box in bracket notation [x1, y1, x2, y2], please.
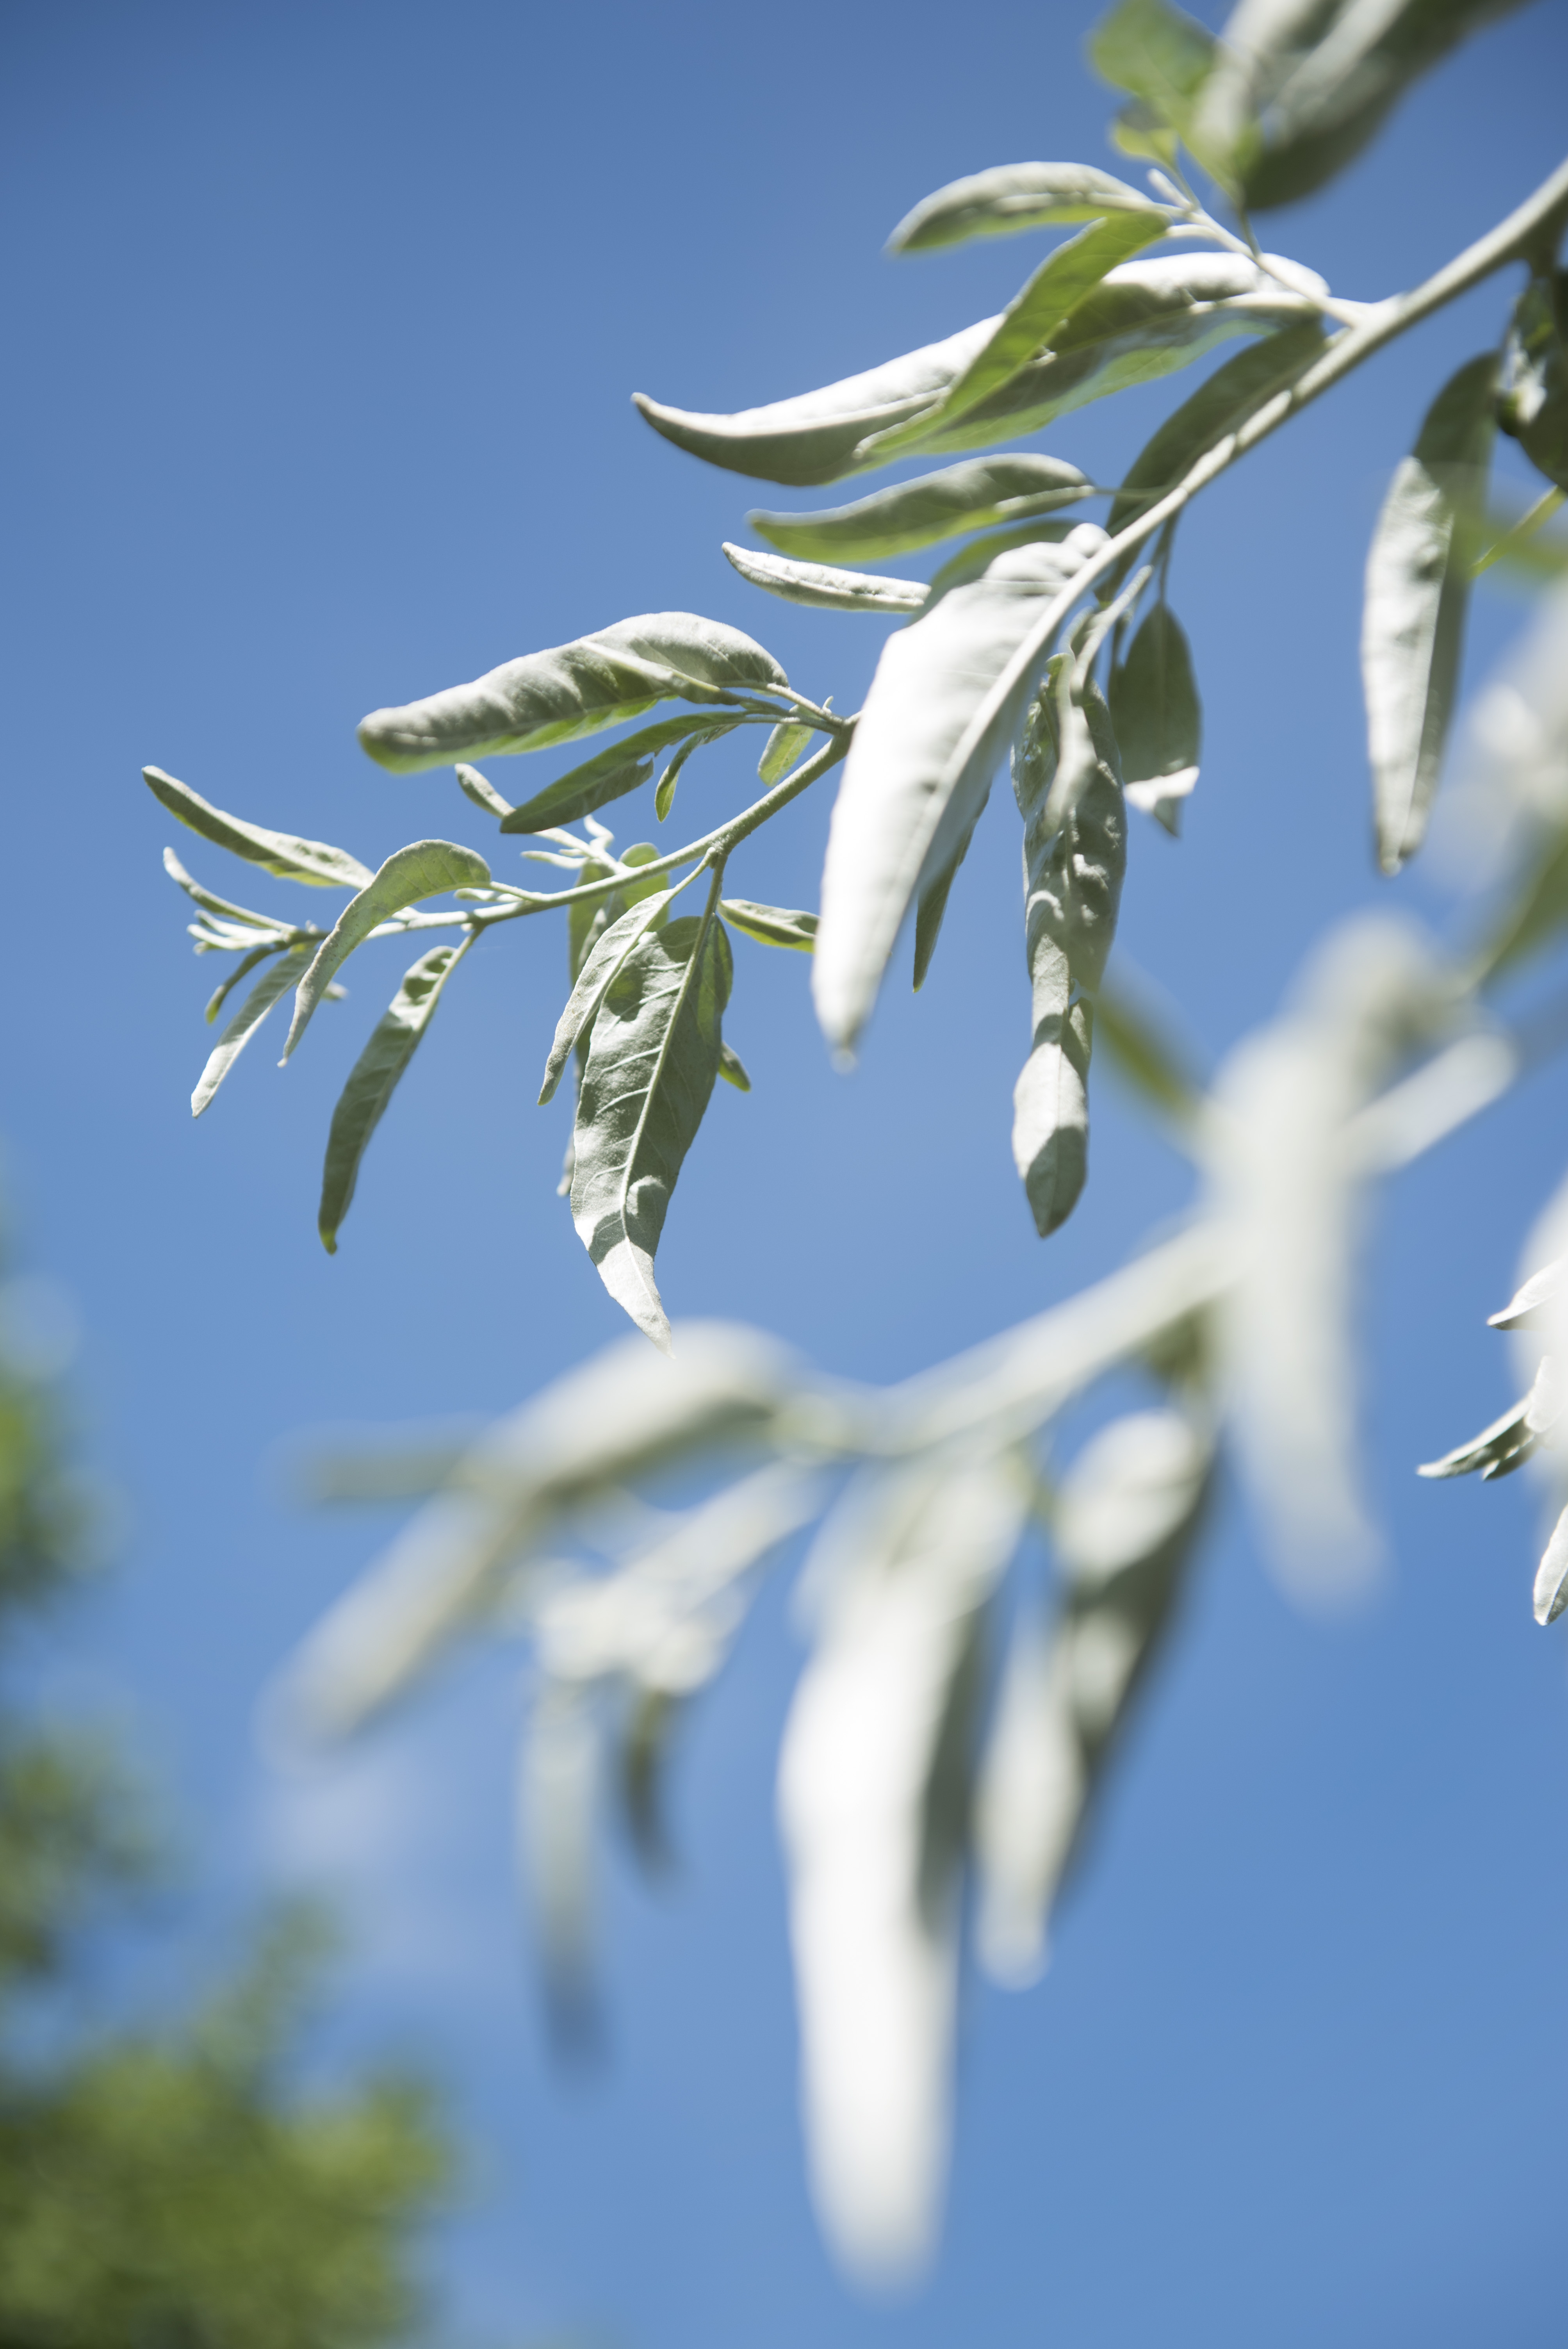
[5, 2, 1568, 2343]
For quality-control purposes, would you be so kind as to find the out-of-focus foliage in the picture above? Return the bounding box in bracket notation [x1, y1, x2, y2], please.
[0, 1235, 452, 2349]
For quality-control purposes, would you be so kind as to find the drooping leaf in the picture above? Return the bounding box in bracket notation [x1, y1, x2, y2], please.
[191, 948, 311, 1117]
[1498, 267, 1568, 493]
[1009, 674, 1127, 1235]
[203, 940, 287, 1025]
[538, 890, 678, 1105]
[888, 162, 1164, 255]
[750, 456, 1093, 565]
[722, 541, 928, 614]
[859, 212, 1167, 463]
[268, 1322, 805, 1742]
[778, 1448, 1029, 2282]
[975, 1409, 1210, 1986]
[162, 846, 296, 936]
[358, 615, 789, 775]
[570, 914, 734, 1350]
[1363, 353, 1497, 873]
[635, 257, 1322, 488]
[1416, 1372, 1554, 1484]
[143, 766, 374, 889]
[318, 938, 473, 1253]
[499, 713, 741, 835]
[721, 898, 819, 952]
[1110, 602, 1201, 832]
[456, 763, 516, 819]
[813, 529, 1109, 1055]
[757, 718, 816, 783]
[282, 840, 490, 1062]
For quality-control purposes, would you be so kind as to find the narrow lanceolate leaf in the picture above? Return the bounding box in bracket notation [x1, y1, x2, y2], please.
[1490, 1257, 1568, 1331]
[1499, 268, 1568, 493]
[758, 718, 816, 784]
[204, 941, 285, 1025]
[722, 542, 927, 614]
[975, 1410, 1210, 1987]
[635, 257, 1320, 489]
[143, 767, 374, 889]
[163, 847, 293, 935]
[283, 839, 490, 1061]
[191, 948, 310, 1117]
[887, 162, 1163, 254]
[318, 938, 472, 1253]
[1417, 1370, 1552, 1484]
[779, 1449, 1029, 2283]
[1009, 676, 1126, 1235]
[358, 614, 789, 775]
[813, 528, 1109, 1055]
[456, 763, 516, 820]
[721, 898, 818, 952]
[1363, 354, 1497, 873]
[570, 914, 733, 1351]
[859, 212, 1167, 463]
[499, 714, 741, 834]
[538, 890, 676, 1105]
[1110, 603, 1201, 834]
[1105, 318, 1327, 561]
[750, 456, 1093, 565]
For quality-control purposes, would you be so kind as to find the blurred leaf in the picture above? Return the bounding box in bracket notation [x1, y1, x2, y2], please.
[318, 939, 473, 1254]
[538, 891, 677, 1106]
[778, 1448, 1029, 2283]
[192, 949, 310, 1118]
[975, 1409, 1210, 1985]
[454, 763, 516, 820]
[501, 714, 742, 834]
[1094, 970, 1204, 1127]
[718, 1041, 752, 1091]
[722, 541, 928, 613]
[721, 898, 819, 952]
[1417, 1382, 1543, 1483]
[1498, 267, 1568, 492]
[358, 615, 789, 775]
[1536, 1502, 1568, 1625]
[888, 162, 1163, 254]
[635, 258, 1321, 488]
[570, 915, 734, 1350]
[517, 1682, 601, 2048]
[203, 941, 287, 1026]
[1363, 354, 1497, 873]
[143, 768, 374, 890]
[1490, 1256, 1568, 1330]
[813, 529, 1109, 1056]
[1110, 603, 1201, 832]
[282, 842, 488, 1062]
[751, 458, 1092, 566]
[1087, 0, 1238, 187]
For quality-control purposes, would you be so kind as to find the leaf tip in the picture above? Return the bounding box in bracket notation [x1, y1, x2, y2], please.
[319, 1227, 339, 1256]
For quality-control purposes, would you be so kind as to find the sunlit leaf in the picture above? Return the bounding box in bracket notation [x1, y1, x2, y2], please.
[318, 938, 474, 1253]
[1498, 267, 1568, 493]
[144, 766, 374, 889]
[203, 941, 287, 1026]
[455, 763, 516, 820]
[191, 948, 310, 1117]
[538, 890, 677, 1106]
[1363, 354, 1497, 873]
[888, 161, 1163, 254]
[358, 615, 789, 775]
[722, 541, 927, 613]
[721, 898, 819, 952]
[750, 456, 1093, 565]
[1110, 602, 1201, 833]
[758, 718, 817, 784]
[500, 714, 743, 834]
[1087, 0, 1238, 188]
[283, 840, 490, 1062]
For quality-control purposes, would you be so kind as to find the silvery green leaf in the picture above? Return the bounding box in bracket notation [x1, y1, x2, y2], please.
[1209, 916, 1454, 1602]
[722, 540, 928, 614]
[318, 938, 472, 1253]
[887, 162, 1164, 255]
[1417, 1387, 1539, 1484]
[570, 915, 733, 1350]
[779, 1448, 1029, 2282]
[500, 713, 742, 835]
[191, 947, 311, 1117]
[1498, 268, 1568, 492]
[143, 766, 374, 889]
[1535, 1503, 1568, 1626]
[976, 1409, 1210, 1985]
[1363, 355, 1497, 873]
[1110, 603, 1201, 833]
[519, 1681, 601, 2042]
[758, 718, 817, 784]
[267, 1321, 803, 1743]
[203, 941, 286, 1025]
[860, 212, 1167, 463]
[721, 898, 819, 952]
[1109, 98, 1181, 164]
[455, 763, 515, 820]
[358, 615, 789, 775]
[636, 257, 1320, 489]
[1490, 1257, 1568, 1331]
[1009, 675, 1126, 1234]
[654, 729, 715, 822]
[282, 839, 490, 1061]
[1105, 319, 1327, 562]
[162, 846, 294, 935]
[750, 457, 1093, 566]
[538, 889, 677, 1106]
[1204, 0, 1531, 210]
[1088, 0, 1237, 188]
[813, 528, 1109, 1055]
[926, 519, 1081, 598]
[718, 1041, 752, 1091]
